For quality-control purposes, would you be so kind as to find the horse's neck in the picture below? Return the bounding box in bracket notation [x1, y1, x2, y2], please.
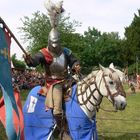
[77, 70, 103, 119]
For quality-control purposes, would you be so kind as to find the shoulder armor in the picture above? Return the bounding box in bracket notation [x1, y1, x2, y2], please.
[63, 47, 72, 56]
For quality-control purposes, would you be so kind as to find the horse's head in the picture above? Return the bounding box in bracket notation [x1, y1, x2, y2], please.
[98, 64, 127, 111]
[109, 63, 126, 83]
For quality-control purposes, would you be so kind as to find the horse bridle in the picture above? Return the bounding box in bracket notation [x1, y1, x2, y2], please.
[77, 69, 126, 112]
[101, 68, 126, 104]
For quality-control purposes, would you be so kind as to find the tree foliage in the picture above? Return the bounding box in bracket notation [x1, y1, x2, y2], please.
[80, 27, 124, 73]
[11, 54, 26, 70]
[19, 9, 140, 75]
[95, 32, 123, 66]
[125, 9, 140, 65]
[19, 11, 82, 55]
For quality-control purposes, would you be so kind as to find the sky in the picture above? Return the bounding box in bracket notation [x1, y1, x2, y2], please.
[0, 0, 140, 59]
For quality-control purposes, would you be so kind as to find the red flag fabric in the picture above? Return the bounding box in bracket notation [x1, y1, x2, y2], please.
[0, 91, 24, 140]
[4, 27, 11, 50]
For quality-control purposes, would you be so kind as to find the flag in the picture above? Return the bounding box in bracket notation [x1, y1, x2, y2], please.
[0, 91, 24, 140]
[0, 27, 21, 140]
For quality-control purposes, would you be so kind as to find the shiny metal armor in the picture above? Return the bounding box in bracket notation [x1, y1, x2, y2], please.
[49, 52, 67, 79]
[48, 28, 62, 55]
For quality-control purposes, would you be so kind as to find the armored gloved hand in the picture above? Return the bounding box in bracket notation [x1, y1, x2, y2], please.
[72, 64, 82, 81]
[72, 64, 81, 74]
[23, 54, 33, 65]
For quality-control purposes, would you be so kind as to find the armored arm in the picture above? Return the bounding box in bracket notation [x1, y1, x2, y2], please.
[69, 53, 81, 73]
[63, 48, 81, 73]
[24, 52, 45, 67]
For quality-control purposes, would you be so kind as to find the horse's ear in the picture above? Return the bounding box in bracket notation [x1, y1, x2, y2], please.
[99, 64, 106, 71]
[109, 63, 114, 69]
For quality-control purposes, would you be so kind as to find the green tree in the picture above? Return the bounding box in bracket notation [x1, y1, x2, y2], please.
[19, 11, 86, 73]
[84, 27, 101, 48]
[125, 9, 140, 66]
[11, 54, 26, 70]
[19, 11, 82, 55]
[80, 27, 124, 73]
[94, 32, 124, 67]
[19, 11, 128, 74]
[80, 27, 101, 73]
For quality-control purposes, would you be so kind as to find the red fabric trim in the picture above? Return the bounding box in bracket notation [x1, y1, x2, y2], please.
[4, 29, 11, 49]
[40, 48, 53, 64]
[38, 79, 63, 96]
[3, 27, 11, 56]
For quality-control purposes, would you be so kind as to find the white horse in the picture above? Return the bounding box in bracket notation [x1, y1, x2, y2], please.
[23, 64, 127, 140]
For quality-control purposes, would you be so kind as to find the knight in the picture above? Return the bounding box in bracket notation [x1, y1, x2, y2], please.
[24, 0, 81, 139]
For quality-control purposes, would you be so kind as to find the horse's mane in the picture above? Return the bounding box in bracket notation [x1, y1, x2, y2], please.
[78, 69, 99, 85]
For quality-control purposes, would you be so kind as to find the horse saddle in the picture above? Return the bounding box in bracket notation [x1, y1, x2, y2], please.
[38, 77, 77, 101]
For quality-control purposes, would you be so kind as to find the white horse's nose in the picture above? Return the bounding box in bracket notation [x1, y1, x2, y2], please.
[114, 101, 127, 110]
[114, 96, 127, 110]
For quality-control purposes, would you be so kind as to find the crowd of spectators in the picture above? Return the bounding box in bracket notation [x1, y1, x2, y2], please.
[12, 68, 45, 90]
[10, 68, 140, 93]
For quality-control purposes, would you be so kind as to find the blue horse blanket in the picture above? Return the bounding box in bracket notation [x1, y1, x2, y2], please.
[23, 86, 55, 140]
[65, 85, 98, 140]
[23, 85, 98, 140]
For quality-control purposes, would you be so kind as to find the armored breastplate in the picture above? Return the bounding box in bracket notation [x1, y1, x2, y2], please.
[49, 53, 67, 79]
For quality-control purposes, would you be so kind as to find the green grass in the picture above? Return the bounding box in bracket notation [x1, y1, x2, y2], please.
[0, 86, 140, 140]
[0, 123, 7, 140]
[97, 92, 140, 140]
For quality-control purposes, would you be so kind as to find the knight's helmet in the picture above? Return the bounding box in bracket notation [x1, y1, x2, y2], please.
[48, 28, 61, 55]
[44, 0, 64, 55]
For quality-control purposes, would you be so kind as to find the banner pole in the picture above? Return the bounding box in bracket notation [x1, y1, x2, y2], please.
[0, 17, 28, 56]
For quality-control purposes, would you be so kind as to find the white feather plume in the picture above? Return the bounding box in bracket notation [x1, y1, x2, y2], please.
[44, 0, 64, 28]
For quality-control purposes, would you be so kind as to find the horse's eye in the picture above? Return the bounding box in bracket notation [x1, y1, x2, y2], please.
[109, 81, 114, 85]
